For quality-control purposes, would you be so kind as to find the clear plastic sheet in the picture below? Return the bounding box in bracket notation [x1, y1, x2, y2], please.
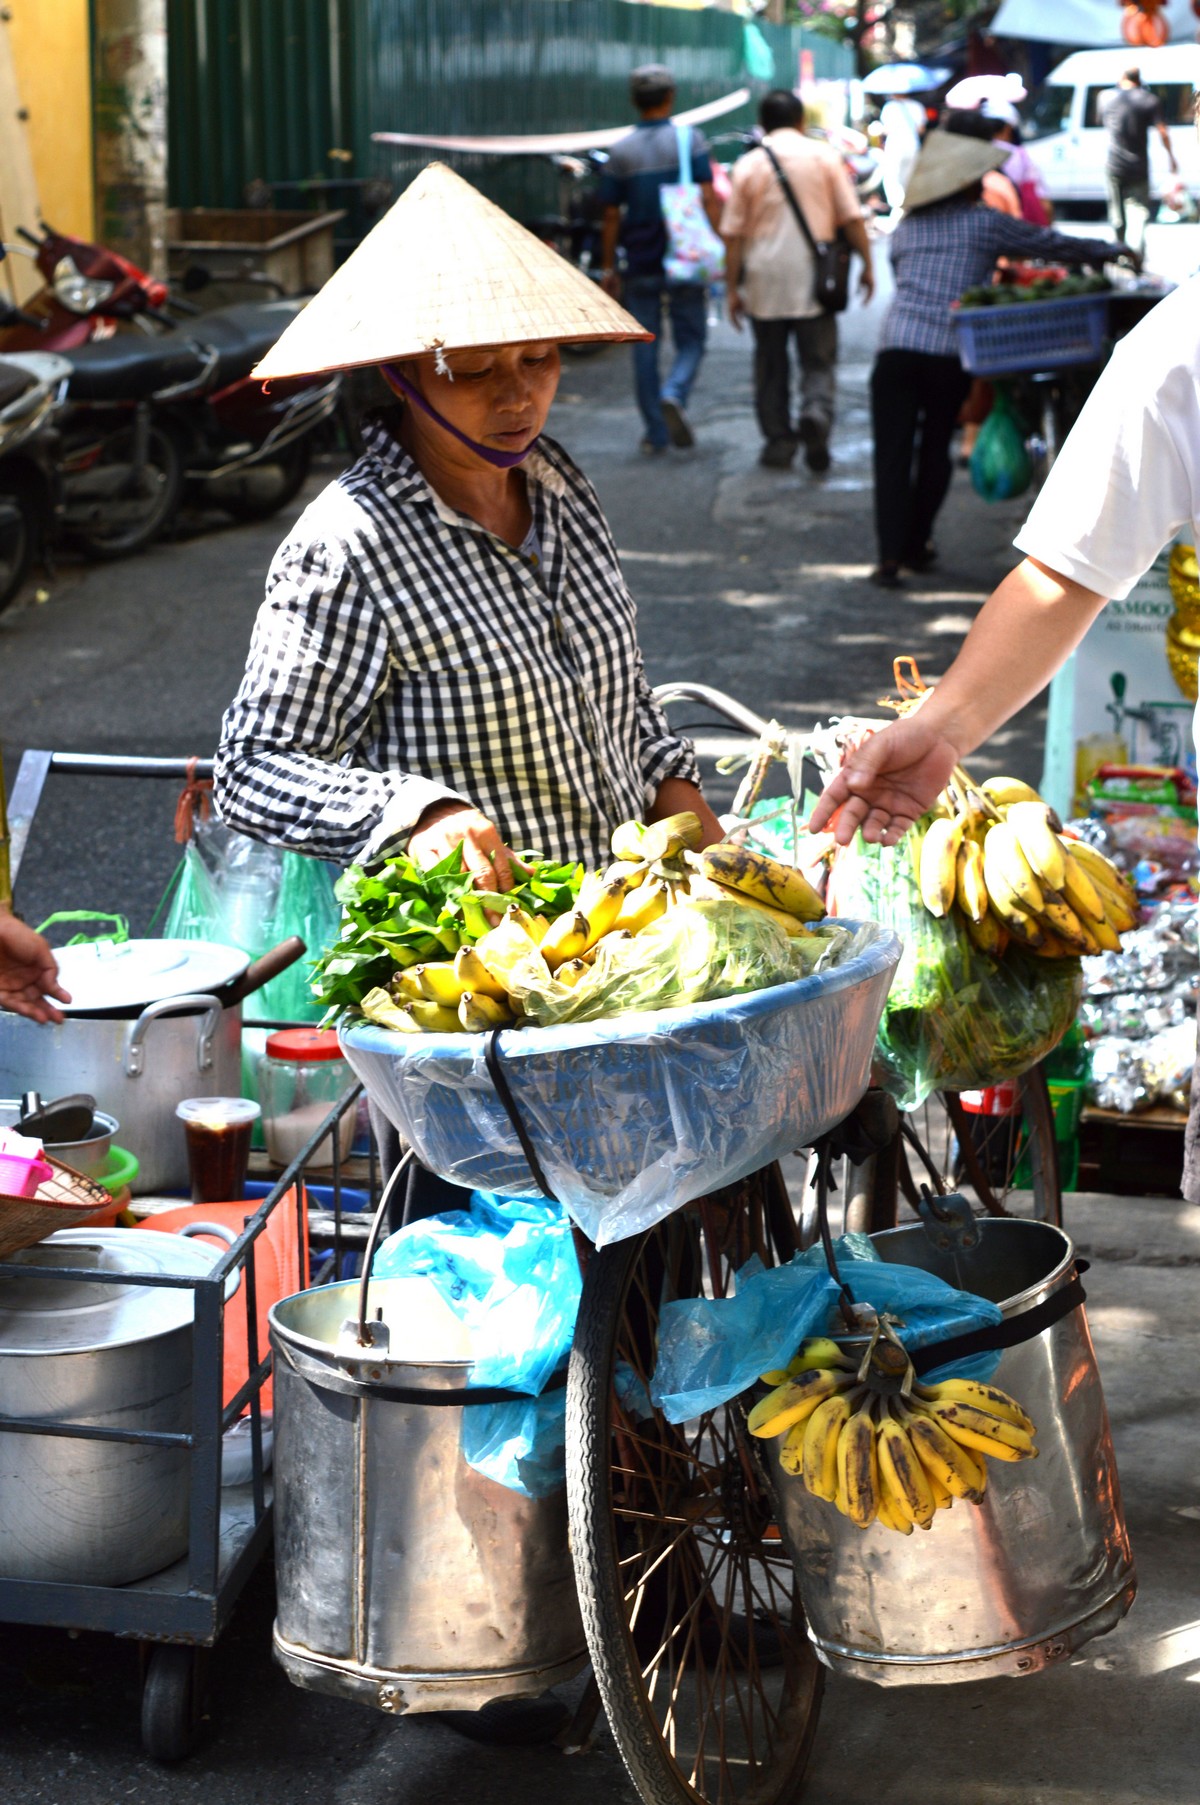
[341, 923, 901, 1246]
[506, 903, 854, 1027]
[649, 1251, 1005, 1424]
[831, 836, 1082, 1109]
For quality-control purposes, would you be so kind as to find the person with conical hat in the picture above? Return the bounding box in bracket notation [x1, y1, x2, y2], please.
[867, 129, 1132, 588]
[214, 167, 723, 1231]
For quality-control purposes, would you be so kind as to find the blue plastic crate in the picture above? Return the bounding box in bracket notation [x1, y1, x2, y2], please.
[952, 292, 1109, 377]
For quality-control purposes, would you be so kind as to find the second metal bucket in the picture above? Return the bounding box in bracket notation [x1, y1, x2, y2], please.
[769, 1218, 1135, 1685]
[268, 1278, 587, 1716]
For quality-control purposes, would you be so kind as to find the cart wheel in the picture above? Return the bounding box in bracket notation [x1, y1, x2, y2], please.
[567, 1167, 825, 1805]
[875, 1065, 1062, 1230]
[140, 1644, 204, 1763]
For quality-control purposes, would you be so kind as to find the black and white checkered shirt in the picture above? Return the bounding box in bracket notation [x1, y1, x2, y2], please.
[214, 413, 699, 870]
[881, 202, 1116, 360]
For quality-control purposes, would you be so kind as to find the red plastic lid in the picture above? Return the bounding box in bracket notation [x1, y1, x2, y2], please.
[265, 1028, 346, 1063]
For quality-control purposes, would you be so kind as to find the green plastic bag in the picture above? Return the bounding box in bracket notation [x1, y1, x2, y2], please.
[162, 820, 340, 1022]
[831, 833, 1081, 1109]
[969, 387, 1032, 503]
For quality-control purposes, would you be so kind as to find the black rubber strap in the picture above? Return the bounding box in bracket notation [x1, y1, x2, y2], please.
[484, 1025, 561, 1204]
[305, 1360, 570, 1408]
[910, 1267, 1088, 1376]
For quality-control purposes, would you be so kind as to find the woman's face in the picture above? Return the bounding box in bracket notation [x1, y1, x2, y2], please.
[401, 342, 561, 461]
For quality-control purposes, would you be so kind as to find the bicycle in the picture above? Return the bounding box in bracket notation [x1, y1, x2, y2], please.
[536, 684, 1063, 1805]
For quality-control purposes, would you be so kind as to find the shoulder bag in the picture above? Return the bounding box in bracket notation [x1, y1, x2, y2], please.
[660, 121, 726, 286]
[760, 142, 851, 315]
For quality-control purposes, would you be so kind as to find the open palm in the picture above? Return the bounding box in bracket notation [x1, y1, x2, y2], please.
[809, 715, 962, 846]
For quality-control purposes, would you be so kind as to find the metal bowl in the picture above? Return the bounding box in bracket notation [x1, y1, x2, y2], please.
[44, 1112, 119, 1179]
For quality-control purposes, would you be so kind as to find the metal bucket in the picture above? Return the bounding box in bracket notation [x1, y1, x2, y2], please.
[268, 1278, 587, 1715]
[770, 1218, 1136, 1685]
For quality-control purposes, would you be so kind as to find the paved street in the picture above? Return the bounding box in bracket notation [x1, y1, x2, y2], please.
[5, 282, 1193, 1805]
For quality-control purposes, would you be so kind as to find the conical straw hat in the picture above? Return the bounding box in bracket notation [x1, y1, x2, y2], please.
[254, 163, 650, 380]
[903, 130, 1008, 211]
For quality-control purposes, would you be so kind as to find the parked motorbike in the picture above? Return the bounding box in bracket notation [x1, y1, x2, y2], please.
[0, 225, 340, 552]
[0, 346, 68, 612]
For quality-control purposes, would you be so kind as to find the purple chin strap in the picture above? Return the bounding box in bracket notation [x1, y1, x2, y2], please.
[382, 363, 532, 469]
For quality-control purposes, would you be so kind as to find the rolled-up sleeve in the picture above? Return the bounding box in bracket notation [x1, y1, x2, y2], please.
[634, 662, 700, 804]
[214, 533, 465, 864]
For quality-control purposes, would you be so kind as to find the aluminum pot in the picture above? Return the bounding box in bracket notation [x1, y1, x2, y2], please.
[766, 1218, 1136, 1685]
[0, 1225, 235, 1586]
[0, 936, 306, 1192]
[269, 1278, 588, 1715]
[0, 997, 241, 1192]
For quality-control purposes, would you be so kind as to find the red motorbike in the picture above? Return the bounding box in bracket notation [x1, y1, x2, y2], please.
[0, 225, 340, 557]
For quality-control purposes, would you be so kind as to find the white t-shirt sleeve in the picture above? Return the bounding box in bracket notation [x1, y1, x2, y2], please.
[1014, 281, 1200, 600]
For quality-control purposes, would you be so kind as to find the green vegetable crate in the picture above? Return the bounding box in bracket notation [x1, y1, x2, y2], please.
[1015, 1076, 1087, 1193]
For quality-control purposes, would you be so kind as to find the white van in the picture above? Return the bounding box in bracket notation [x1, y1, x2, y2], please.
[1023, 45, 1200, 212]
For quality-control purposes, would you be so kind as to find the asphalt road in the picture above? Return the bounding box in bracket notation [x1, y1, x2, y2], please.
[0, 273, 1062, 1804]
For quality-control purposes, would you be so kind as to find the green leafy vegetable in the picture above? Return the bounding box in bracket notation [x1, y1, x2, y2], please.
[312, 845, 582, 1010]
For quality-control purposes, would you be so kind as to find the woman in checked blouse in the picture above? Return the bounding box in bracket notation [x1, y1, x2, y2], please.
[215, 164, 722, 1232]
[216, 163, 721, 890]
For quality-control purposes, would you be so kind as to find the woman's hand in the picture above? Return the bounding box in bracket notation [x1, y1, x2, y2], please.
[650, 778, 725, 849]
[408, 801, 515, 893]
[807, 716, 963, 846]
[0, 910, 71, 1024]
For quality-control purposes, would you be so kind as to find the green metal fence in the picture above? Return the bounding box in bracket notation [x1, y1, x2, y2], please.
[166, 0, 853, 243]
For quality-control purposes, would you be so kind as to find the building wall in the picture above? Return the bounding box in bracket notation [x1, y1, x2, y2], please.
[7, 0, 94, 236]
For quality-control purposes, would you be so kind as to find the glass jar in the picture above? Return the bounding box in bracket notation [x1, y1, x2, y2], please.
[259, 1029, 356, 1170]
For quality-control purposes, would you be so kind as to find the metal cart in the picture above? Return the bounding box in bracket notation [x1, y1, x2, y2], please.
[0, 1084, 365, 1761]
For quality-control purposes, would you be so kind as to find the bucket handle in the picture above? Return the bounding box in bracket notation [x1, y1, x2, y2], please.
[347, 1146, 415, 1352]
[124, 994, 222, 1077]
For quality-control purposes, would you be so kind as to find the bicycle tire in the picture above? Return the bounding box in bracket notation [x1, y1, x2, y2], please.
[566, 1168, 824, 1805]
[870, 1065, 1062, 1231]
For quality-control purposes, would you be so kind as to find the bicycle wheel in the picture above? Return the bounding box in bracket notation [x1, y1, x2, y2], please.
[567, 1167, 824, 1805]
[882, 1065, 1061, 1229]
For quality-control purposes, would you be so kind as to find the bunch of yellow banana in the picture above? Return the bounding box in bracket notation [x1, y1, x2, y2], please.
[748, 1338, 1037, 1535]
[359, 809, 832, 1034]
[912, 771, 1137, 960]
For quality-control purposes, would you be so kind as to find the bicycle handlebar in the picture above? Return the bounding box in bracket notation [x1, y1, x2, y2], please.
[651, 681, 772, 740]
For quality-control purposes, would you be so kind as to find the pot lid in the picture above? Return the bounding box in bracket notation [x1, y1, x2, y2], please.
[0, 1228, 235, 1354]
[52, 939, 249, 1013]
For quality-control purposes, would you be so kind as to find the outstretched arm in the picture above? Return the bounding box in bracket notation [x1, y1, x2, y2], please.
[0, 908, 70, 1024]
[809, 558, 1107, 845]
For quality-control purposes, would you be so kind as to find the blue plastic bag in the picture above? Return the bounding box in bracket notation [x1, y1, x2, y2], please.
[650, 1250, 1004, 1424]
[372, 1190, 581, 1494]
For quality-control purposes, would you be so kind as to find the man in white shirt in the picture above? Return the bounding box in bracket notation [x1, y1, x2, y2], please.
[810, 269, 1200, 1198]
[721, 90, 873, 470]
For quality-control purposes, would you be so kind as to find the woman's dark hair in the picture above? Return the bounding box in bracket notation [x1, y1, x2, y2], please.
[907, 178, 985, 215]
[940, 106, 1002, 142]
[759, 88, 805, 134]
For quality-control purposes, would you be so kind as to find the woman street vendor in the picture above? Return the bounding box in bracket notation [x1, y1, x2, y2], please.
[214, 164, 723, 1225]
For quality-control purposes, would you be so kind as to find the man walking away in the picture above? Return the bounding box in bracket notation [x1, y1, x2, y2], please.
[599, 64, 722, 454]
[1099, 66, 1177, 257]
[721, 89, 874, 471]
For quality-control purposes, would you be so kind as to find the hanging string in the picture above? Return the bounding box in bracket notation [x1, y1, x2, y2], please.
[174, 756, 213, 845]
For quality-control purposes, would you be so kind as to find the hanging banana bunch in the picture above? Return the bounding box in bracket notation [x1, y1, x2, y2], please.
[909, 768, 1136, 960]
[747, 1330, 1037, 1535]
